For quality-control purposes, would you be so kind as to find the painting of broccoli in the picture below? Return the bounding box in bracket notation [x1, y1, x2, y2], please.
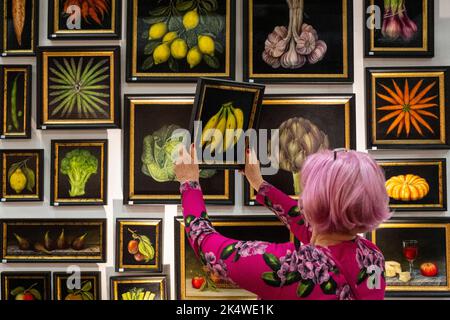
[60, 149, 99, 197]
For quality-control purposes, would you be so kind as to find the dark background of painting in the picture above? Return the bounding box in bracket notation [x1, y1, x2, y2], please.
[120, 223, 158, 267]
[114, 280, 164, 300]
[2, 275, 50, 300]
[54, 273, 99, 300]
[250, 0, 345, 76]
[380, 162, 441, 207]
[376, 227, 447, 285]
[6, 224, 101, 256]
[47, 56, 112, 121]
[5, 154, 38, 196]
[375, 76, 441, 142]
[57, 0, 113, 31]
[249, 102, 349, 198]
[198, 86, 257, 162]
[132, 103, 227, 197]
[372, 0, 424, 48]
[135, 0, 227, 74]
[5, 0, 34, 51]
[5, 71, 25, 133]
[184, 224, 290, 295]
[56, 145, 103, 200]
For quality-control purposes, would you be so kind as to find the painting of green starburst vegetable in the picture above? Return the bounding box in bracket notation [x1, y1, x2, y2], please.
[127, 0, 235, 81]
[38, 47, 120, 129]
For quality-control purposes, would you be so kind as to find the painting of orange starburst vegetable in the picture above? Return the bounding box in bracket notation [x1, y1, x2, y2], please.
[377, 79, 438, 137]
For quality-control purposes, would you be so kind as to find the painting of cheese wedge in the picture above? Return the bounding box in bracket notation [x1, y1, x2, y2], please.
[377, 159, 447, 212]
[367, 218, 450, 297]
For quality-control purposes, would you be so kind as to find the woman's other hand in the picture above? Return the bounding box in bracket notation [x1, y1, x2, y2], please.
[240, 148, 265, 191]
[175, 144, 200, 183]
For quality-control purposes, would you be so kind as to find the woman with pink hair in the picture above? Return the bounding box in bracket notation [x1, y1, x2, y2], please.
[175, 147, 391, 300]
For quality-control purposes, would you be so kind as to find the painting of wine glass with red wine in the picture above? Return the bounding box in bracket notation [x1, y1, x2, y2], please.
[403, 240, 418, 276]
[369, 222, 449, 294]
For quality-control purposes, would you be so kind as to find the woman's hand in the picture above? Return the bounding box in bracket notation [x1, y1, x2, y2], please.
[240, 149, 265, 191]
[175, 144, 200, 183]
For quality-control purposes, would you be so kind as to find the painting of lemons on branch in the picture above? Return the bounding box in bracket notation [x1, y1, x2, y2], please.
[367, 67, 450, 149]
[127, 0, 235, 82]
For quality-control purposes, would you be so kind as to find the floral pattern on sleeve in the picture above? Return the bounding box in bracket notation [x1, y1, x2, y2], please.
[356, 238, 386, 287]
[260, 245, 340, 298]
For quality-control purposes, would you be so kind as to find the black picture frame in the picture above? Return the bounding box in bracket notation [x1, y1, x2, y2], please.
[115, 218, 163, 273]
[1, 272, 51, 300]
[377, 158, 447, 212]
[366, 66, 450, 150]
[0, 65, 32, 139]
[126, 0, 236, 83]
[190, 78, 265, 169]
[244, 94, 356, 205]
[48, 0, 122, 40]
[0, 219, 107, 263]
[364, 0, 434, 58]
[110, 275, 168, 300]
[0, 149, 44, 202]
[51, 139, 108, 206]
[175, 215, 294, 300]
[123, 94, 235, 205]
[53, 272, 101, 300]
[37, 46, 121, 130]
[243, 0, 354, 84]
[366, 217, 450, 297]
[0, 0, 39, 56]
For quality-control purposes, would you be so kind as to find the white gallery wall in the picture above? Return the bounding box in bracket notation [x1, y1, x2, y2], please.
[1, 0, 450, 300]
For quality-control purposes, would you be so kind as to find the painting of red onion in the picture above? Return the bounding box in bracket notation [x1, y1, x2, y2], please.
[381, 0, 418, 41]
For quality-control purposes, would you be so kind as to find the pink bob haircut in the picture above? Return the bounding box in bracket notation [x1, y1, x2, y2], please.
[299, 150, 392, 235]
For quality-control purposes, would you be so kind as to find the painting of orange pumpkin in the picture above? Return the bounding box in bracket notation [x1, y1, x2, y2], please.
[385, 174, 430, 201]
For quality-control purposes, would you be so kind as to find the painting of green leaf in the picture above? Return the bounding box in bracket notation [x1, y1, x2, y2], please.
[48, 57, 111, 119]
[6, 73, 24, 133]
[8, 158, 36, 194]
[138, 0, 227, 73]
[141, 124, 216, 183]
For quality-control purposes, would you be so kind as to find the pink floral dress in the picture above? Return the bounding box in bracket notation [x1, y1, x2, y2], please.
[181, 181, 386, 300]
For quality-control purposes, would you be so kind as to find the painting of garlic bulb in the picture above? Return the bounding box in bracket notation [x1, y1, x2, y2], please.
[244, 95, 356, 204]
[262, 0, 327, 70]
[364, 0, 434, 57]
[245, 0, 353, 83]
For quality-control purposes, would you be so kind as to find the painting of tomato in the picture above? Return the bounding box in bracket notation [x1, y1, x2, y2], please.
[420, 262, 438, 277]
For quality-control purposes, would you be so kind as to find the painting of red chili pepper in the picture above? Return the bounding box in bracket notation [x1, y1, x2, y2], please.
[48, 0, 121, 39]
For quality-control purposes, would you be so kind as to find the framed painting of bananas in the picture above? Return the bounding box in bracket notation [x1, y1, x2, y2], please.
[366, 67, 450, 149]
[1, 272, 51, 301]
[364, 0, 434, 58]
[0, 149, 44, 202]
[0, 65, 32, 139]
[51, 140, 108, 206]
[243, 0, 354, 83]
[175, 216, 293, 300]
[126, 0, 236, 82]
[0, 219, 107, 263]
[243, 94, 356, 206]
[0, 0, 39, 56]
[123, 95, 234, 205]
[115, 219, 163, 273]
[36, 46, 121, 129]
[48, 0, 122, 40]
[53, 272, 101, 300]
[110, 276, 168, 300]
[377, 159, 447, 212]
[191, 78, 265, 169]
[367, 217, 450, 297]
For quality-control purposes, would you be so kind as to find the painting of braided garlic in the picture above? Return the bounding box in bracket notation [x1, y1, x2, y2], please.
[244, 0, 353, 83]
